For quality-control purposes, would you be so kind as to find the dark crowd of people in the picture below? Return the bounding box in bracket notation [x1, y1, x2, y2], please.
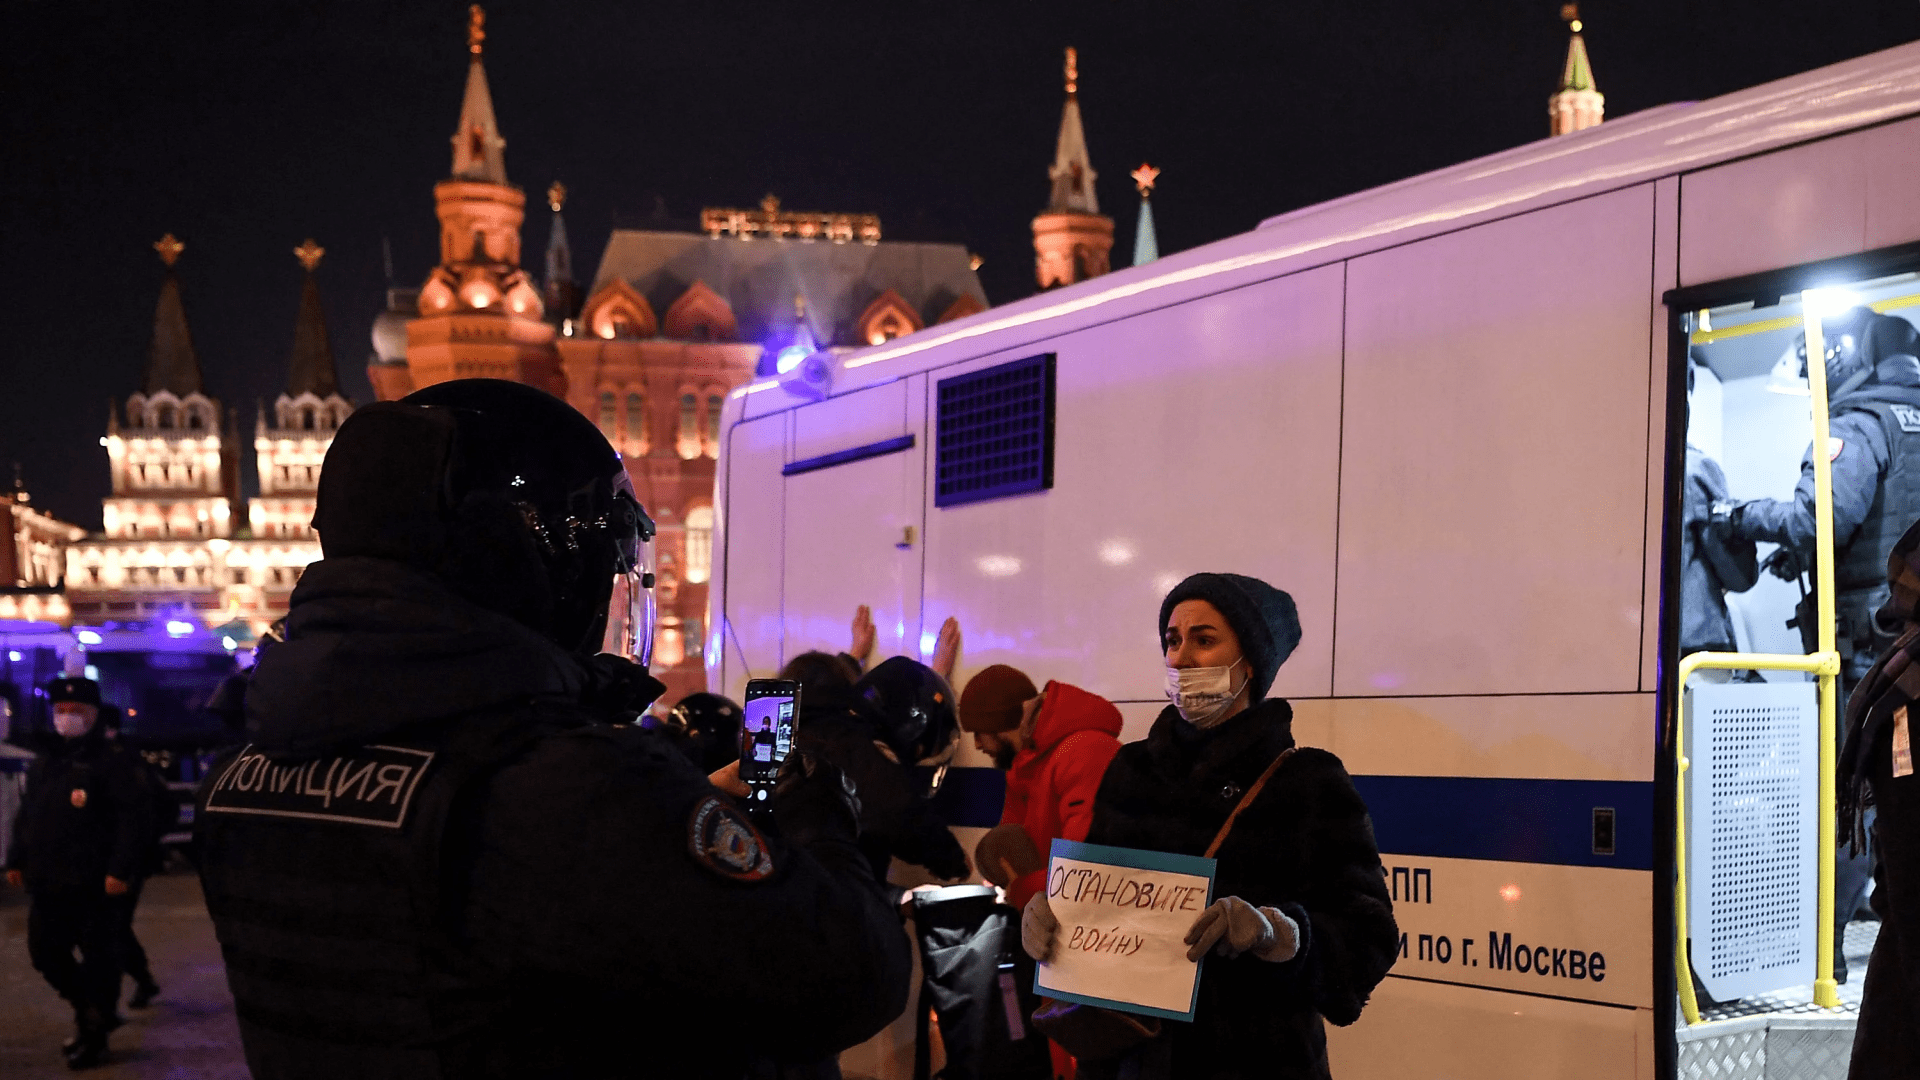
[8, 378, 1401, 1078]
[20, 320, 1920, 1079]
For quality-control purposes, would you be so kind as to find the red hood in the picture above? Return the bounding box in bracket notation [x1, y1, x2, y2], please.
[1030, 680, 1122, 752]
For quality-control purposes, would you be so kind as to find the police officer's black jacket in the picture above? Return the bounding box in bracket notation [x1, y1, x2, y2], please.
[1084, 699, 1397, 1080]
[795, 706, 970, 889]
[196, 557, 911, 1080]
[6, 722, 152, 893]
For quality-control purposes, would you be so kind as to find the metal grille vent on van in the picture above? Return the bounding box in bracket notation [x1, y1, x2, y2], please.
[934, 353, 1055, 508]
[1685, 681, 1818, 1003]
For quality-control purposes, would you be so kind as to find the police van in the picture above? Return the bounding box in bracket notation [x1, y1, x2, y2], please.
[707, 39, 1920, 1080]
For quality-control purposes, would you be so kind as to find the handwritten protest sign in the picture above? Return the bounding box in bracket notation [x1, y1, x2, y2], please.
[1034, 839, 1218, 1020]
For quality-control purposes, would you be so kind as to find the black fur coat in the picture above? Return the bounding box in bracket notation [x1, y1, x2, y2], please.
[1083, 698, 1397, 1080]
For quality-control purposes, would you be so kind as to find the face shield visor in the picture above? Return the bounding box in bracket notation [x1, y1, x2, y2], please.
[599, 475, 658, 666]
[916, 727, 961, 796]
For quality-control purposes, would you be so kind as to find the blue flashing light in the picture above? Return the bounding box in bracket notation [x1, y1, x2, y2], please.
[221, 636, 238, 651]
[75, 630, 103, 646]
[165, 620, 196, 638]
[6, 650, 20, 662]
[83, 665, 99, 681]
[776, 345, 812, 374]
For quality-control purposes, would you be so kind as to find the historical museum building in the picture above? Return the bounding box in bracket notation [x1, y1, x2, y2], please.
[365, 10, 988, 702]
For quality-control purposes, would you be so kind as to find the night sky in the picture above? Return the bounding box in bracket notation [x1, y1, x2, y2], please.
[5, 0, 1920, 530]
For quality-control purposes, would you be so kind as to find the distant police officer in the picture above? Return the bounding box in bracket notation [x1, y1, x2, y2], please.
[194, 380, 910, 1079]
[1728, 306, 1920, 981]
[4, 676, 153, 1070]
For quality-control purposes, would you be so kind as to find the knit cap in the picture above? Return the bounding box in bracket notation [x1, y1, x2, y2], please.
[958, 664, 1039, 733]
[1157, 573, 1301, 704]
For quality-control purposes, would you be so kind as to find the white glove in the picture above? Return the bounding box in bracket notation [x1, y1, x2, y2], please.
[1184, 896, 1299, 962]
[1022, 890, 1060, 962]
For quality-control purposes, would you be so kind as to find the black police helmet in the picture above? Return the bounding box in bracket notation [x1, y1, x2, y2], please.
[1786, 307, 1920, 404]
[665, 692, 744, 773]
[46, 676, 102, 708]
[314, 379, 654, 655]
[855, 656, 960, 787]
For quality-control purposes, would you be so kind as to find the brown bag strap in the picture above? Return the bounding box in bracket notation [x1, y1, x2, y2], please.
[1204, 747, 1295, 859]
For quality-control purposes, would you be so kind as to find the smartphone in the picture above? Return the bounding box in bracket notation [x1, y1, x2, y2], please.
[740, 679, 801, 805]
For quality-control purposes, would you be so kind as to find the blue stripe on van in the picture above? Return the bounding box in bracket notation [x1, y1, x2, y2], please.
[1352, 776, 1654, 871]
[925, 767, 1654, 871]
[925, 765, 1006, 828]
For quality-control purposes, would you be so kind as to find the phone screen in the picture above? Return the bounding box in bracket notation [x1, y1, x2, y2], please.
[741, 680, 800, 804]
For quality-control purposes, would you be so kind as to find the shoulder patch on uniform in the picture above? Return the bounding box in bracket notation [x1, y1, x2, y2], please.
[202, 744, 435, 829]
[1829, 436, 1846, 461]
[687, 795, 775, 882]
[1892, 404, 1920, 433]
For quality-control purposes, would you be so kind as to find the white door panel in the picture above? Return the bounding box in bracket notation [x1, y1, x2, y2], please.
[925, 263, 1345, 704]
[720, 412, 789, 697]
[792, 377, 908, 464]
[783, 381, 926, 671]
[1338, 186, 1655, 697]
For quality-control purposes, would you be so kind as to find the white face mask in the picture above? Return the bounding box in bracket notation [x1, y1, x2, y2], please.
[1164, 659, 1248, 729]
[52, 709, 95, 740]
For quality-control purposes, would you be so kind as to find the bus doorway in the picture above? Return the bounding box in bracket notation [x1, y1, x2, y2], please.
[1671, 262, 1920, 1074]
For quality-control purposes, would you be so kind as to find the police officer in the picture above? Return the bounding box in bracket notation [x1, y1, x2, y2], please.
[4, 676, 152, 1069]
[194, 380, 910, 1079]
[660, 692, 745, 774]
[797, 656, 970, 891]
[99, 704, 168, 1009]
[1728, 306, 1920, 981]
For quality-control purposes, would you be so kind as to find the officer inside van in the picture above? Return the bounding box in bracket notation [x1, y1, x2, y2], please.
[195, 380, 910, 1078]
[1724, 305, 1920, 982]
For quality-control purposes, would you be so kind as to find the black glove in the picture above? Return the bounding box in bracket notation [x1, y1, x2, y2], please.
[771, 752, 862, 849]
[1702, 502, 1760, 593]
[1763, 545, 1806, 582]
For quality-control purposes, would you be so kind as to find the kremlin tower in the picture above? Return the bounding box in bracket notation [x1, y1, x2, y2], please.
[371, 5, 562, 400]
[1032, 47, 1113, 289]
[1548, 5, 1604, 136]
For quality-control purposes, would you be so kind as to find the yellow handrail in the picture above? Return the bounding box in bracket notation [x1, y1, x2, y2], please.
[1674, 292, 1844, 1026]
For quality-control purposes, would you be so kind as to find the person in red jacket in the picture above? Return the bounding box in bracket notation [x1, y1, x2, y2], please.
[960, 665, 1123, 1079]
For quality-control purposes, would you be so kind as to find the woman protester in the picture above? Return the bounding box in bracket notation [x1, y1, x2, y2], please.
[1021, 573, 1398, 1080]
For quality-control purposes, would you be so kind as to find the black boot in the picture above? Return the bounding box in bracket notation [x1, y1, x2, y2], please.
[63, 1006, 116, 1070]
[129, 979, 160, 1008]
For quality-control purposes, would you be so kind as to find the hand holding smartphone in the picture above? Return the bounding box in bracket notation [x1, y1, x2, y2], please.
[740, 679, 801, 807]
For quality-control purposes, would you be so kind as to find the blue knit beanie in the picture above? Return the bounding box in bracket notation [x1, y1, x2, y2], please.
[1158, 573, 1301, 703]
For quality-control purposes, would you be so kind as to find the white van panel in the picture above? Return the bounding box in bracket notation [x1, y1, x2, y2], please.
[924, 263, 1346, 705]
[1326, 977, 1652, 1080]
[1866, 114, 1920, 250]
[783, 380, 926, 668]
[792, 377, 907, 463]
[1336, 186, 1656, 697]
[720, 412, 788, 692]
[1293, 694, 1655, 782]
[1679, 129, 1870, 287]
